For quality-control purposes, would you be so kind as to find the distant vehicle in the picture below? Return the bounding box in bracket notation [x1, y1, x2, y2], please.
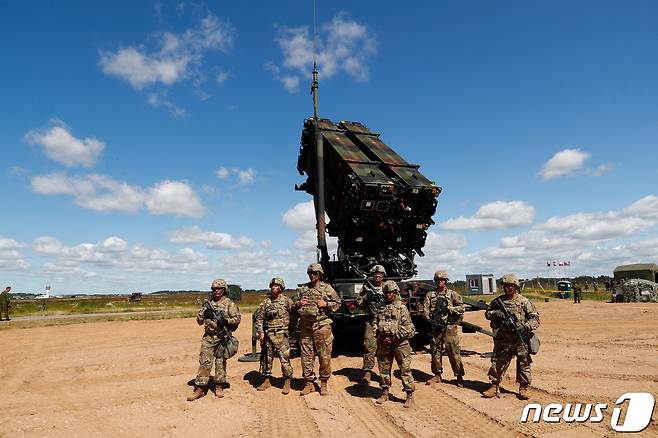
[35, 285, 54, 300]
[557, 280, 572, 299]
[128, 292, 143, 302]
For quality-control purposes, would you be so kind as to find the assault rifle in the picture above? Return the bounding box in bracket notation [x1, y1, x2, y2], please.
[258, 304, 279, 373]
[362, 281, 386, 315]
[202, 301, 230, 335]
[490, 297, 530, 354]
[259, 309, 268, 374]
[429, 294, 449, 332]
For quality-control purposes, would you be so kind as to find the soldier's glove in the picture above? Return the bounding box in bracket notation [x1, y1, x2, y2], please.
[515, 322, 529, 333]
[204, 319, 218, 330]
[203, 306, 215, 321]
[488, 310, 505, 320]
[216, 313, 228, 327]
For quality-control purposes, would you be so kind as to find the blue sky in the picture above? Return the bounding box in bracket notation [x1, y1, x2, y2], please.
[2, 1, 658, 294]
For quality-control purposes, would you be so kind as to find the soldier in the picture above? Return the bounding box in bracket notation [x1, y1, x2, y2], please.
[482, 274, 540, 400]
[573, 286, 582, 304]
[374, 280, 416, 408]
[187, 279, 241, 401]
[422, 270, 465, 387]
[355, 264, 386, 383]
[295, 263, 341, 396]
[0, 286, 10, 321]
[255, 277, 295, 394]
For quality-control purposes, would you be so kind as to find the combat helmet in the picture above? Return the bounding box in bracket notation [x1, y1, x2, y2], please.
[433, 270, 449, 281]
[211, 278, 228, 289]
[382, 280, 400, 294]
[307, 263, 324, 274]
[370, 264, 386, 275]
[269, 277, 286, 290]
[501, 274, 520, 287]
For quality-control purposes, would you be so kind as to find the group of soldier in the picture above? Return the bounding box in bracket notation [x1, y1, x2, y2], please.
[186, 264, 541, 406]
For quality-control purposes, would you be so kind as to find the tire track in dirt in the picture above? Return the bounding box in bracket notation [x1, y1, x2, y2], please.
[458, 362, 613, 437]
[250, 384, 321, 437]
[403, 381, 526, 437]
[331, 357, 414, 437]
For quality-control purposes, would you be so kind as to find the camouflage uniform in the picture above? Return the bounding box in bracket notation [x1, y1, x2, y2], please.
[0, 288, 9, 320]
[255, 292, 295, 379]
[194, 293, 241, 388]
[485, 292, 540, 386]
[423, 288, 465, 378]
[295, 276, 341, 383]
[374, 282, 416, 394]
[356, 283, 384, 371]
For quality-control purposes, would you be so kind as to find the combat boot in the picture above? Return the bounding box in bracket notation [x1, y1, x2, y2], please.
[320, 380, 329, 396]
[482, 383, 499, 398]
[426, 374, 442, 385]
[257, 376, 271, 391]
[186, 386, 206, 401]
[300, 381, 315, 396]
[362, 370, 372, 383]
[518, 384, 530, 400]
[403, 392, 415, 408]
[215, 384, 224, 398]
[282, 378, 291, 395]
[456, 375, 464, 387]
[376, 387, 389, 404]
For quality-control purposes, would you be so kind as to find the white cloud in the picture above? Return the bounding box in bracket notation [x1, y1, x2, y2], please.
[0, 237, 27, 251]
[215, 166, 230, 180]
[43, 262, 98, 279]
[282, 201, 316, 231]
[623, 195, 658, 220]
[31, 173, 205, 218]
[538, 148, 590, 180]
[24, 120, 105, 167]
[441, 201, 535, 230]
[169, 226, 254, 249]
[419, 194, 658, 281]
[539, 213, 652, 241]
[281, 76, 300, 92]
[0, 237, 29, 271]
[99, 47, 189, 89]
[146, 180, 205, 218]
[270, 13, 377, 92]
[586, 163, 613, 177]
[9, 166, 29, 176]
[33, 235, 208, 276]
[216, 70, 229, 85]
[98, 236, 128, 252]
[236, 168, 255, 184]
[147, 92, 187, 117]
[281, 201, 337, 254]
[99, 12, 235, 109]
[214, 166, 256, 185]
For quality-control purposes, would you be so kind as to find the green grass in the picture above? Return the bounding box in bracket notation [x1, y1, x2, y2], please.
[0, 291, 265, 331]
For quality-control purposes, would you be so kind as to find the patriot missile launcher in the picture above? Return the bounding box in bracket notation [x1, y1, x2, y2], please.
[296, 118, 441, 281]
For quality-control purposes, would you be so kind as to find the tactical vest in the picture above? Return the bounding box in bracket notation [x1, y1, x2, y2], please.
[204, 296, 238, 337]
[298, 283, 331, 323]
[262, 295, 292, 331]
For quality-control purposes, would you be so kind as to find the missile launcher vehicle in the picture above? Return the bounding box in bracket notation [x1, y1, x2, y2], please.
[296, 118, 440, 281]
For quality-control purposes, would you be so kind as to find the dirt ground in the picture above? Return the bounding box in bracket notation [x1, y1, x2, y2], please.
[0, 300, 656, 437]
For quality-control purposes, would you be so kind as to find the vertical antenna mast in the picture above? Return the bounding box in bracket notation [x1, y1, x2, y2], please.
[311, 0, 329, 267]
